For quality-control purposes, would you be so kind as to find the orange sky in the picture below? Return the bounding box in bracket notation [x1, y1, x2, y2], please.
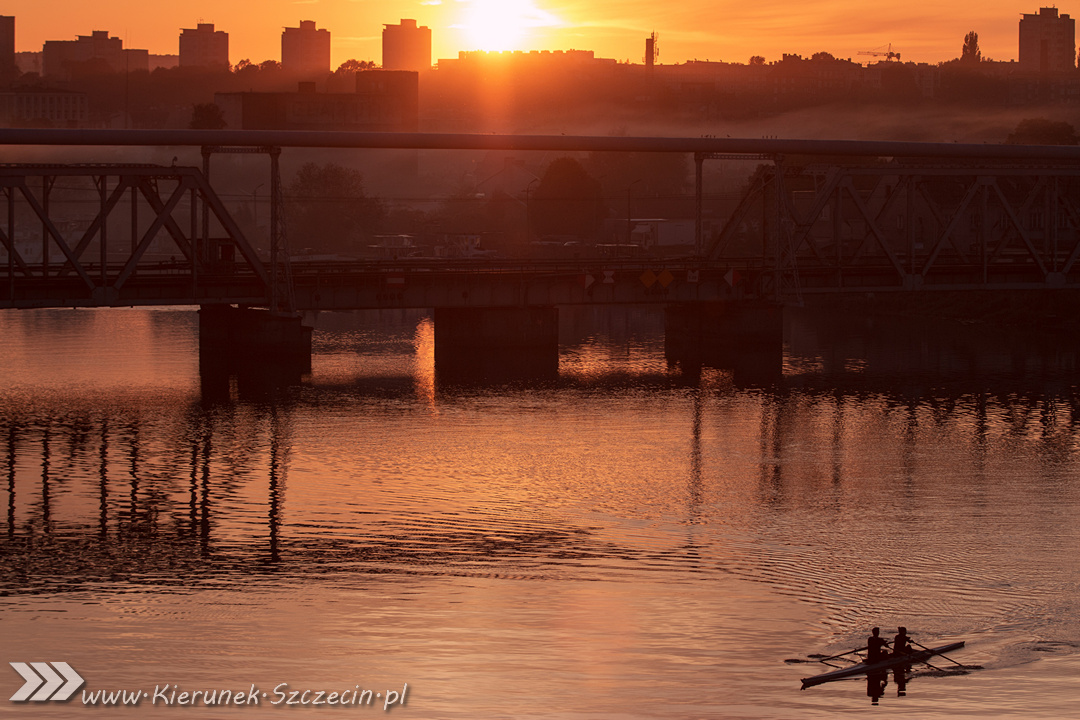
[4, 1, 1048, 67]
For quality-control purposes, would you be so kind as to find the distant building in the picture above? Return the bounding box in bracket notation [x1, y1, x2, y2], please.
[150, 54, 179, 71]
[354, 70, 418, 130]
[180, 23, 228, 69]
[43, 31, 148, 80]
[215, 70, 418, 131]
[430, 50, 619, 130]
[435, 49, 617, 85]
[439, 48, 611, 71]
[0, 88, 88, 127]
[0, 16, 15, 81]
[382, 19, 431, 72]
[1008, 68, 1080, 104]
[475, 155, 540, 200]
[771, 53, 865, 97]
[1019, 7, 1076, 73]
[15, 51, 40, 75]
[281, 20, 330, 76]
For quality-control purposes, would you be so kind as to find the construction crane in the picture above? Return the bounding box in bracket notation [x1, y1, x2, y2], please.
[858, 43, 901, 62]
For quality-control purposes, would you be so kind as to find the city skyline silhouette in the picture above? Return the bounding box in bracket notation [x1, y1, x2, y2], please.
[3, 1, 1066, 69]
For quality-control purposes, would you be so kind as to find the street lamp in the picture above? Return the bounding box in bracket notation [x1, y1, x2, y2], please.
[525, 177, 539, 244]
[251, 183, 264, 252]
[626, 179, 643, 257]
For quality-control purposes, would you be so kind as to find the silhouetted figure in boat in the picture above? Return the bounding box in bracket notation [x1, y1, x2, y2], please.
[867, 627, 889, 663]
[892, 627, 912, 657]
[886, 626, 915, 697]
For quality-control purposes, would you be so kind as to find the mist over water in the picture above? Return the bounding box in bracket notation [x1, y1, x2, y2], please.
[1, 305, 1079, 718]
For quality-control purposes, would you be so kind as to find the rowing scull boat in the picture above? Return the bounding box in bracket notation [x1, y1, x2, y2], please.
[800, 641, 965, 689]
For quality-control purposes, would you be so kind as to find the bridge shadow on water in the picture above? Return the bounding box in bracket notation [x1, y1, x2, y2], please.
[193, 298, 1080, 403]
[784, 300, 1080, 399]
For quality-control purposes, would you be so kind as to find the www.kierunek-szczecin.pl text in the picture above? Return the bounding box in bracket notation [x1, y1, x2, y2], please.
[80, 683, 408, 709]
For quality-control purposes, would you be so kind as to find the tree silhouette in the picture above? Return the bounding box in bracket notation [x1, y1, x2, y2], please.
[335, 59, 377, 74]
[961, 31, 981, 63]
[531, 157, 605, 239]
[584, 149, 690, 216]
[1006, 118, 1079, 145]
[749, 56, 765, 66]
[287, 163, 384, 253]
[189, 103, 226, 129]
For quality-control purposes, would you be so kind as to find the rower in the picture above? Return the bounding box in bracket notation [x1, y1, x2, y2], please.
[867, 627, 889, 663]
[892, 627, 912, 657]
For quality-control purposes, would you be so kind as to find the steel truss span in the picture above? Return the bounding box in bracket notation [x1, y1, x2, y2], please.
[0, 165, 269, 308]
[0, 131, 1079, 310]
[706, 160, 1080, 297]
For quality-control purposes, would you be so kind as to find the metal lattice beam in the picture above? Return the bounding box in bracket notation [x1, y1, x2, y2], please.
[0, 165, 270, 306]
[706, 159, 1080, 292]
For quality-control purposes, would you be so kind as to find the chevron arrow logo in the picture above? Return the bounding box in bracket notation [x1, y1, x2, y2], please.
[9, 662, 84, 702]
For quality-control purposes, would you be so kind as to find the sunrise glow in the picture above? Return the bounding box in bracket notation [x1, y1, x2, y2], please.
[456, 0, 562, 51]
[1, 1, 1045, 68]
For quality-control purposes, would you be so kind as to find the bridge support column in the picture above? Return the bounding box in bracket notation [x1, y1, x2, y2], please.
[199, 305, 312, 394]
[665, 302, 783, 385]
[434, 306, 559, 381]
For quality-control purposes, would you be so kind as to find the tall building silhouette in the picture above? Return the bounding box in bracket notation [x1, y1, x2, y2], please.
[282, 20, 330, 76]
[382, 19, 431, 72]
[180, 23, 228, 69]
[0, 16, 15, 80]
[1019, 7, 1076, 72]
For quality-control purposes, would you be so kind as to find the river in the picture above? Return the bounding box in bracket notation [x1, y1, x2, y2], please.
[1, 304, 1079, 718]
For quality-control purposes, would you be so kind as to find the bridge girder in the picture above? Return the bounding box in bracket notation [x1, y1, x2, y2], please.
[0, 164, 269, 306]
[704, 160, 1080, 297]
[2, 133, 1080, 309]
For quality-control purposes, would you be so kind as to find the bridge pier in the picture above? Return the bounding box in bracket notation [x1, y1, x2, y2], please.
[198, 305, 312, 394]
[665, 302, 784, 385]
[434, 306, 559, 381]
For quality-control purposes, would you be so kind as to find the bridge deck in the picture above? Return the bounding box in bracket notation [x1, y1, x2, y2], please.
[0, 255, 1068, 311]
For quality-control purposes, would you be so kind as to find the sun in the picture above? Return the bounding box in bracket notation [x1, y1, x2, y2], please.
[459, 0, 561, 52]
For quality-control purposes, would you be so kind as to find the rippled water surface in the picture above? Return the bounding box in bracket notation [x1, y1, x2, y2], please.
[2, 305, 1079, 718]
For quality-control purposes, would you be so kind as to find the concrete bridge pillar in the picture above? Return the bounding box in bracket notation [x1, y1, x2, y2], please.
[665, 302, 783, 385]
[434, 306, 559, 381]
[198, 305, 312, 393]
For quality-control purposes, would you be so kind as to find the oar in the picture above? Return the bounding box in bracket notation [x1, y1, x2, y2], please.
[911, 640, 964, 668]
[816, 647, 867, 663]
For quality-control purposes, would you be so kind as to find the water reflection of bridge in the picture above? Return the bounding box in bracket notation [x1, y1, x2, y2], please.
[1, 130, 1080, 379]
[3, 349, 1078, 596]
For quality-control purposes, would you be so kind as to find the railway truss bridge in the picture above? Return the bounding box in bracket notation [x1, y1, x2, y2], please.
[0, 130, 1078, 379]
